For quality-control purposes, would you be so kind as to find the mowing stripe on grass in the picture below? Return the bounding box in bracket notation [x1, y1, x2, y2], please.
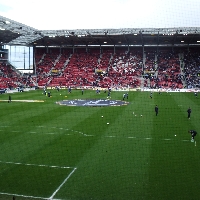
[0, 124, 192, 142]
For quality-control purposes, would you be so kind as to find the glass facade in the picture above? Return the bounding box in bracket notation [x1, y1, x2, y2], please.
[5, 45, 33, 70]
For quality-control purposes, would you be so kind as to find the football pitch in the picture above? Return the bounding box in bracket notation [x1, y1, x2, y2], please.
[0, 89, 199, 200]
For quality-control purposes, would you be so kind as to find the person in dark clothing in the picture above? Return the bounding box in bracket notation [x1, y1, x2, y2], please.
[107, 91, 111, 98]
[188, 130, 197, 142]
[56, 86, 60, 92]
[155, 105, 158, 116]
[68, 87, 72, 93]
[123, 93, 126, 100]
[8, 95, 11, 103]
[96, 89, 100, 94]
[150, 92, 153, 99]
[187, 107, 191, 119]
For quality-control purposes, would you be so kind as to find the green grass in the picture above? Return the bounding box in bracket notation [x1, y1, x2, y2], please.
[0, 89, 199, 200]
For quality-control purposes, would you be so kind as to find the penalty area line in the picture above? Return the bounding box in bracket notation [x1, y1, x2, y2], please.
[0, 160, 74, 169]
[49, 167, 77, 200]
[0, 192, 47, 200]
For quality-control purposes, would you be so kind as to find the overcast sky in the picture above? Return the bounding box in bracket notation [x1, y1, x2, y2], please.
[0, 0, 200, 30]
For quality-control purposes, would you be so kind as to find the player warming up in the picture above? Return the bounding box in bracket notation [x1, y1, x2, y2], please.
[188, 130, 197, 142]
[150, 92, 152, 99]
[187, 107, 191, 119]
[155, 105, 158, 116]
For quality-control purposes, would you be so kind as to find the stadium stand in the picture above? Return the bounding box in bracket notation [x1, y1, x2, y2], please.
[18, 47, 200, 89]
[1, 46, 200, 90]
[183, 48, 200, 88]
[0, 61, 20, 89]
[155, 49, 183, 89]
[0, 22, 200, 90]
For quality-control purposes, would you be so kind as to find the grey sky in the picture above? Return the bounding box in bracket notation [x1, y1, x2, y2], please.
[0, 0, 199, 30]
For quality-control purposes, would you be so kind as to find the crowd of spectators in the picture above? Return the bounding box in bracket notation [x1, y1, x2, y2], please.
[0, 61, 37, 89]
[183, 49, 200, 88]
[148, 50, 183, 89]
[0, 61, 20, 89]
[1, 47, 200, 90]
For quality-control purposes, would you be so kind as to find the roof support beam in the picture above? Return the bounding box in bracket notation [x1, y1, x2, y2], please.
[157, 31, 160, 45]
[139, 31, 144, 46]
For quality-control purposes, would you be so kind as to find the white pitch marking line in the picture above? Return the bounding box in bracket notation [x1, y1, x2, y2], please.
[84, 134, 94, 137]
[0, 160, 74, 169]
[105, 136, 116, 138]
[0, 125, 193, 143]
[49, 167, 77, 200]
[0, 192, 46, 200]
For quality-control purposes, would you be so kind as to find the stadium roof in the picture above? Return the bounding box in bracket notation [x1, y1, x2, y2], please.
[1, 15, 200, 47]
